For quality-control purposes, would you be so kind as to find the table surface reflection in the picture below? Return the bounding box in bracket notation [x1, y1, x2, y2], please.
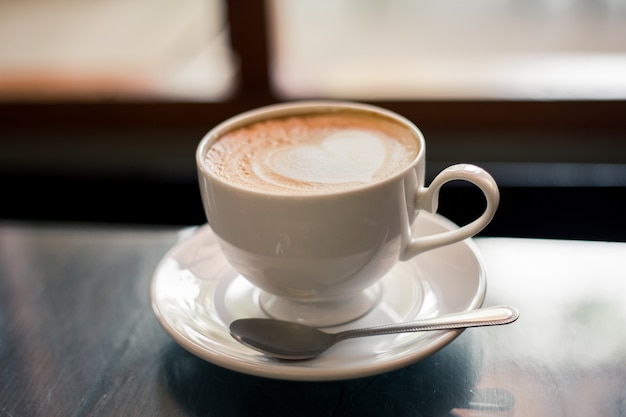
[1, 222, 625, 417]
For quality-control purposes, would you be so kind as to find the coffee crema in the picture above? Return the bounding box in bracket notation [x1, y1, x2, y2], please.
[204, 112, 419, 194]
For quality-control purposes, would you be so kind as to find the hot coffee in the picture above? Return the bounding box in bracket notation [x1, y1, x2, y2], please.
[196, 101, 499, 326]
[203, 112, 419, 194]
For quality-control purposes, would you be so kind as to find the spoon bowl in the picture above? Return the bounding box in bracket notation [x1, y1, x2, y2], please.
[229, 305, 519, 360]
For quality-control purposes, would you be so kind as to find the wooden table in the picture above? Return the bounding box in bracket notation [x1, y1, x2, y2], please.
[1, 223, 624, 416]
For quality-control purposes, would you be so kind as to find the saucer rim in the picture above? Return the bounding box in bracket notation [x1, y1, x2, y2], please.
[150, 213, 486, 381]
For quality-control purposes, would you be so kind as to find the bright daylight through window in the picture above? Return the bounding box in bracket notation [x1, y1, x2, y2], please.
[269, 0, 626, 99]
[1, 0, 625, 101]
[0, 0, 235, 101]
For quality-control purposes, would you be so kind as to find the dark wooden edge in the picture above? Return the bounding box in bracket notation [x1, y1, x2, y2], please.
[1, 100, 625, 132]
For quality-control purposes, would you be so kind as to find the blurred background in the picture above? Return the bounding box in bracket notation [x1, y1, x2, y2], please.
[1, 0, 625, 240]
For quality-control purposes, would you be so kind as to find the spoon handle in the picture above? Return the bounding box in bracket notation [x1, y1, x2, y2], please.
[334, 305, 519, 342]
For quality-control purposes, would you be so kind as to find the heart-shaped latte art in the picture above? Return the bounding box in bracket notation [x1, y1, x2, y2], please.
[269, 130, 387, 184]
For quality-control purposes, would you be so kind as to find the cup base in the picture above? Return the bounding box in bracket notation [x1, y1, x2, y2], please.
[259, 284, 382, 328]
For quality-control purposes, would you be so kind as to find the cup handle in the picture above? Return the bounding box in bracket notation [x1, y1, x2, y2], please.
[400, 164, 499, 260]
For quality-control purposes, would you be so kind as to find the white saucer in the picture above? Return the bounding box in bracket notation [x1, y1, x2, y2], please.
[150, 212, 487, 381]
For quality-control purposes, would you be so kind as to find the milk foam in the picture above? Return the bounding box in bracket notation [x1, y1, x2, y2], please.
[204, 113, 419, 194]
[266, 130, 386, 184]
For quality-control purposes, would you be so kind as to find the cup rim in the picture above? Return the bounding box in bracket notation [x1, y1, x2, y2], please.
[196, 100, 426, 197]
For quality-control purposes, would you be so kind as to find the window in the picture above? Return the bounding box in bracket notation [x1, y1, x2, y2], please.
[269, 0, 626, 100]
[0, 0, 235, 101]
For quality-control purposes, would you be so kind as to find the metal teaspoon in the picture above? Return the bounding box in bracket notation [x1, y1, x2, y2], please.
[229, 305, 519, 360]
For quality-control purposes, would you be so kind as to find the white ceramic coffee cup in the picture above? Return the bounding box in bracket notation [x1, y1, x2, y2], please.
[197, 101, 499, 326]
